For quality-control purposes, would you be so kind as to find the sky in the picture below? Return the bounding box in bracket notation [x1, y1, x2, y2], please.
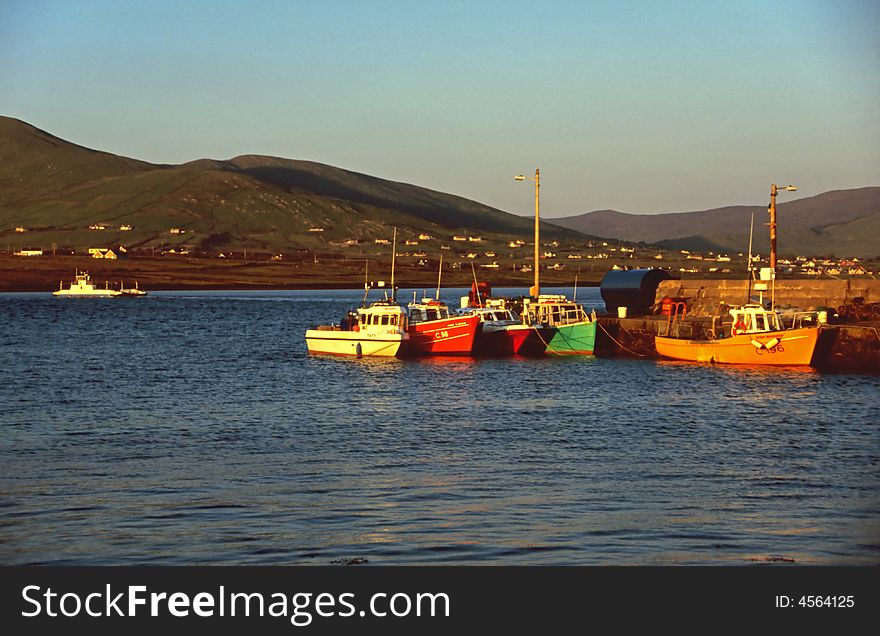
[1, 0, 878, 217]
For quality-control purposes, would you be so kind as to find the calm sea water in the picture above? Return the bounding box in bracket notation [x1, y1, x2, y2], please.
[1, 288, 877, 565]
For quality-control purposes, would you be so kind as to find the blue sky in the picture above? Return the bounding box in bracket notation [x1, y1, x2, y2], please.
[2, 0, 878, 216]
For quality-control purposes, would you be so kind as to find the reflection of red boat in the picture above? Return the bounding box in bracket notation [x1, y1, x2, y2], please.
[406, 298, 481, 355]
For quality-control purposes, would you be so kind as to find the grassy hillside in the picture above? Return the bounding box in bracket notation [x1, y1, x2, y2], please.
[0, 117, 585, 254]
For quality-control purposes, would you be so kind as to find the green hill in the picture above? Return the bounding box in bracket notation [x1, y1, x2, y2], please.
[0, 117, 584, 254]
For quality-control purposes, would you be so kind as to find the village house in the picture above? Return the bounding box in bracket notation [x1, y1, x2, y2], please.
[88, 248, 117, 259]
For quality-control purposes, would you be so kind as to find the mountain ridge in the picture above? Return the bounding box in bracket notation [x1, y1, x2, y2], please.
[2, 116, 876, 257]
[551, 187, 880, 257]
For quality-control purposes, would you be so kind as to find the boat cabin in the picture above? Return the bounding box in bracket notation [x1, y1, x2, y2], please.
[729, 304, 782, 334]
[357, 303, 408, 334]
[408, 299, 452, 323]
[522, 296, 591, 327]
[464, 306, 520, 325]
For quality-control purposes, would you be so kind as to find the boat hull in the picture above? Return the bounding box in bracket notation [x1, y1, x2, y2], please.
[407, 315, 480, 355]
[544, 321, 596, 355]
[305, 330, 406, 357]
[52, 289, 120, 297]
[654, 327, 820, 365]
[474, 324, 534, 356]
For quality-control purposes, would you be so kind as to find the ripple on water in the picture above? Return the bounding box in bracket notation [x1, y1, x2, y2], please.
[0, 289, 877, 565]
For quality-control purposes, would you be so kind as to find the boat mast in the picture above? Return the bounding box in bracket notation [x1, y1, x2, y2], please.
[362, 259, 370, 307]
[435, 253, 443, 300]
[390, 227, 397, 300]
[470, 262, 483, 308]
[767, 183, 797, 312]
[532, 169, 540, 298]
[746, 212, 754, 303]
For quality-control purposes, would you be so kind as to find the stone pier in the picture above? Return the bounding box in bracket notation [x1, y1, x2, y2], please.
[594, 278, 880, 373]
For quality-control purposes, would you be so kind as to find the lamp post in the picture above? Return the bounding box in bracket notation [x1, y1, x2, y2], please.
[515, 169, 540, 297]
[768, 183, 797, 272]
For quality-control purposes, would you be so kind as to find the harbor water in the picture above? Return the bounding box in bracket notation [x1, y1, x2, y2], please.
[1, 288, 878, 565]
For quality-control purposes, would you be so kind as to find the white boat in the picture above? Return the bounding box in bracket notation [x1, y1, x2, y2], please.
[118, 281, 147, 296]
[305, 300, 409, 357]
[52, 271, 121, 297]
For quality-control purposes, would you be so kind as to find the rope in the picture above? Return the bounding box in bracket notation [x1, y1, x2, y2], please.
[596, 319, 649, 358]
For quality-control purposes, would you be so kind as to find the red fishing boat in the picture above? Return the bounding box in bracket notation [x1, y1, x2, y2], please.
[459, 282, 552, 356]
[459, 303, 535, 356]
[406, 297, 481, 355]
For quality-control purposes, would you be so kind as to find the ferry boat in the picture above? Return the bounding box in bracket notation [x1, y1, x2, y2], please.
[654, 304, 820, 366]
[522, 294, 597, 355]
[406, 297, 481, 356]
[305, 300, 409, 357]
[52, 271, 121, 297]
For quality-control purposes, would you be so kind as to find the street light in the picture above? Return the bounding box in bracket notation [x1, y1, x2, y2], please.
[768, 183, 797, 272]
[515, 169, 540, 297]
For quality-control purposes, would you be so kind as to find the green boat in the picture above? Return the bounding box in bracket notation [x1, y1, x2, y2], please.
[522, 295, 597, 355]
[514, 167, 597, 355]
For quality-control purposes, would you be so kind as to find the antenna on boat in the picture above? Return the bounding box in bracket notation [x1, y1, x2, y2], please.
[435, 253, 443, 300]
[746, 212, 755, 303]
[390, 227, 397, 301]
[362, 259, 370, 307]
[573, 269, 579, 302]
[470, 262, 483, 308]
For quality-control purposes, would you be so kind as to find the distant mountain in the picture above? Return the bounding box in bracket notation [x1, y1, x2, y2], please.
[0, 117, 586, 252]
[551, 187, 880, 258]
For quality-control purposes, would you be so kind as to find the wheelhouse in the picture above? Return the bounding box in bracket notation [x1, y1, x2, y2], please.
[523, 295, 591, 327]
[729, 305, 781, 334]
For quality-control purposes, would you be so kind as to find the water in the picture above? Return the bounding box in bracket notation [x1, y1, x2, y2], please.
[1, 288, 877, 565]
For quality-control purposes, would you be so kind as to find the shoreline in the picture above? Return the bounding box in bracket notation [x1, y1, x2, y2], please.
[0, 254, 602, 293]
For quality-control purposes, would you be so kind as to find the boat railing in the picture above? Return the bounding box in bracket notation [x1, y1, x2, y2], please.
[788, 311, 820, 330]
[664, 301, 687, 336]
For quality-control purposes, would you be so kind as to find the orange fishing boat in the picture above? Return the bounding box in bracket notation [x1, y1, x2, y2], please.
[655, 304, 820, 366]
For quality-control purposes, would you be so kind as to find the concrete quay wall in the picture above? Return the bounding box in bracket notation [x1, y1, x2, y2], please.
[654, 279, 880, 317]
